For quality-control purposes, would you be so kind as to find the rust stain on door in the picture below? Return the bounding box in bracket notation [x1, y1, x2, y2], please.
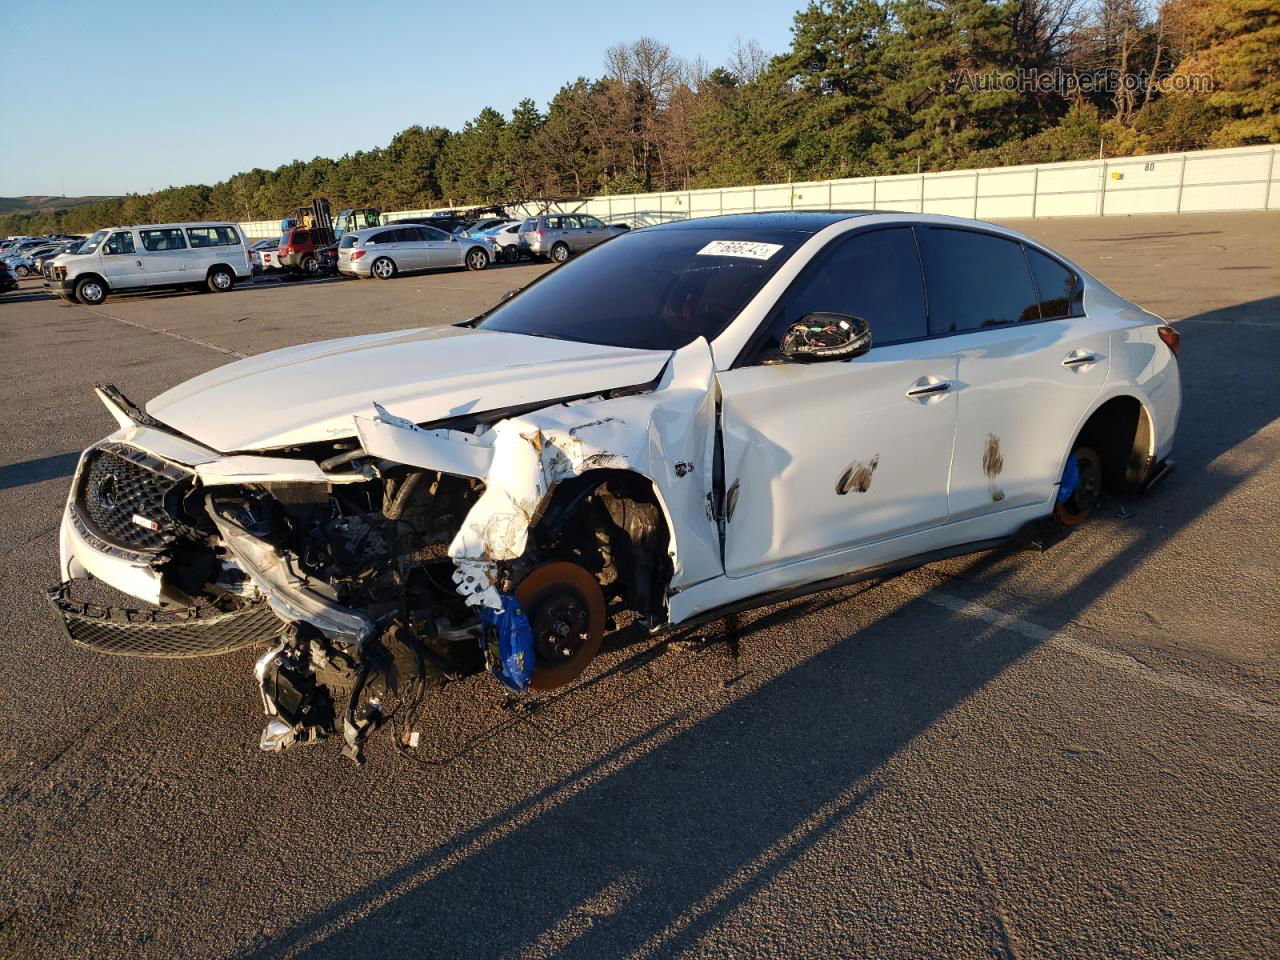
[836, 455, 880, 495]
[983, 434, 1005, 502]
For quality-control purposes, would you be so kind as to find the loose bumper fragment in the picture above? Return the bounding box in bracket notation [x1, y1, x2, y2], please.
[47, 581, 284, 658]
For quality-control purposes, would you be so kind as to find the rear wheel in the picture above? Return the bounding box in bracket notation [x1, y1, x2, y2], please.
[371, 257, 396, 280]
[74, 276, 106, 305]
[465, 247, 489, 271]
[300, 254, 319, 276]
[503, 244, 521, 264]
[1055, 445, 1102, 526]
[207, 266, 235, 292]
[515, 561, 606, 691]
[550, 242, 570, 264]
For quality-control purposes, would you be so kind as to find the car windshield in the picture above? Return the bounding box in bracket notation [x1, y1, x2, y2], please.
[477, 226, 807, 351]
[78, 230, 109, 254]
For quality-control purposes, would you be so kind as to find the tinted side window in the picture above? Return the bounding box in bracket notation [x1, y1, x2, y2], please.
[367, 231, 395, 244]
[139, 228, 187, 252]
[1026, 247, 1082, 319]
[761, 227, 928, 355]
[293, 229, 311, 246]
[582, 216, 605, 229]
[104, 231, 135, 255]
[187, 226, 239, 247]
[421, 226, 450, 241]
[918, 228, 1040, 333]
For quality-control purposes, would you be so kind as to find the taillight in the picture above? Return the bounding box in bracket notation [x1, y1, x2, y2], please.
[351, 250, 366, 260]
[1157, 325, 1181, 357]
[535, 230, 544, 240]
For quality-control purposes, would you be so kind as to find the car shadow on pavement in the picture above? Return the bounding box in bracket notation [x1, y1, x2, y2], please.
[0, 452, 81, 491]
[240, 297, 1277, 958]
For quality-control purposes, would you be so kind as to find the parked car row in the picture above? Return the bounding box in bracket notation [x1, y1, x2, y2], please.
[1, 234, 84, 278]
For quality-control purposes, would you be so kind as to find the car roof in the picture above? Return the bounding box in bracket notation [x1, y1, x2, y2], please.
[99, 222, 242, 232]
[644, 211, 874, 235]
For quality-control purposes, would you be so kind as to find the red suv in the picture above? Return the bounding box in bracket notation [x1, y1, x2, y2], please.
[277, 227, 333, 276]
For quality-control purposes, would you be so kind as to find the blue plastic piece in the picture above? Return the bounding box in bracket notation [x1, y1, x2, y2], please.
[1057, 452, 1080, 504]
[479, 596, 535, 692]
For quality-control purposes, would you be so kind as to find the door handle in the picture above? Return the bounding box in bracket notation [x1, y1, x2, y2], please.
[906, 380, 952, 398]
[1062, 352, 1100, 367]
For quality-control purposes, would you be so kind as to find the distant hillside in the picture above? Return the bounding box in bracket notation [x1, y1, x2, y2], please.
[0, 195, 119, 215]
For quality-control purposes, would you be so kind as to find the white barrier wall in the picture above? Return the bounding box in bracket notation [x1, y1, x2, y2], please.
[239, 143, 1278, 237]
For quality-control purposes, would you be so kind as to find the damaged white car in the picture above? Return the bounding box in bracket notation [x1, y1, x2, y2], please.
[49, 212, 1181, 760]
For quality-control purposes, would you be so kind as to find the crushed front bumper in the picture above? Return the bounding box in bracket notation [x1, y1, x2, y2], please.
[47, 581, 284, 658]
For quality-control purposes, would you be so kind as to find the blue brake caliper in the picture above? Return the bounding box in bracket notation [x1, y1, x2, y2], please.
[1057, 452, 1080, 504]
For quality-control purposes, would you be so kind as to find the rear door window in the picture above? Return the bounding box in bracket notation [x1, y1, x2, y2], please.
[104, 231, 135, 255]
[917, 228, 1041, 334]
[421, 226, 450, 242]
[367, 231, 396, 244]
[1025, 246, 1083, 319]
[396, 228, 421, 243]
[187, 226, 240, 247]
[293, 229, 311, 247]
[139, 228, 187, 252]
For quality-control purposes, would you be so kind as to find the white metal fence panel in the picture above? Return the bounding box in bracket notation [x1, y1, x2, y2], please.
[239, 144, 1278, 239]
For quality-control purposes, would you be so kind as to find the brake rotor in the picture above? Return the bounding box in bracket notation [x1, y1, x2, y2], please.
[1055, 446, 1102, 526]
[514, 561, 606, 691]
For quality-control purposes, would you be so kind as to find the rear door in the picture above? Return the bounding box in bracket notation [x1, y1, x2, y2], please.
[916, 227, 1109, 519]
[99, 230, 144, 289]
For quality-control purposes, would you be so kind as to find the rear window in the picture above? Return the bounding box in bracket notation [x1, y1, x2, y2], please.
[917, 228, 1040, 334]
[339, 234, 359, 249]
[139, 228, 187, 252]
[520, 219, 536, 232]
[478, 227, 806, 351]
[1026, 247, 1083, 319]
[187, 226, 241, 248]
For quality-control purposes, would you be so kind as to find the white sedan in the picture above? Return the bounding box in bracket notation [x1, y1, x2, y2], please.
[49, 212, 1180, 759]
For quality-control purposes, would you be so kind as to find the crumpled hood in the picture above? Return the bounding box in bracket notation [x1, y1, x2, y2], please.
[146, 326, 672, 452]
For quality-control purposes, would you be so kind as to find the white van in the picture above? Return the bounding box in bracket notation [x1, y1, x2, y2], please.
[43, 222, 252, 305]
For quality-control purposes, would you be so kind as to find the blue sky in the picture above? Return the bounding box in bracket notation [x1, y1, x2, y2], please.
[0, 0, 796, 197]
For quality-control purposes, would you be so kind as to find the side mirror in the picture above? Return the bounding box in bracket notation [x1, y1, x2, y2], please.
[779, 313, 872, 362]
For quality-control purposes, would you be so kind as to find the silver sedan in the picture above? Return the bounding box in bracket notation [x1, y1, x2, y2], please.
[337, 223, 494, 279]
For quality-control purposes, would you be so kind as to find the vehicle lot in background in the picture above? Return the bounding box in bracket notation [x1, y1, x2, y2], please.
[0, 212, 1277, 958]
[519, 213, 627, 262]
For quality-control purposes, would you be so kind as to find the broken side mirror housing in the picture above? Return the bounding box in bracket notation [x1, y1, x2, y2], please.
[779, 313, 872, 362]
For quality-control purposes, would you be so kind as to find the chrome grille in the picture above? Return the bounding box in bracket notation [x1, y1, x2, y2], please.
[75, 444, 191, 551]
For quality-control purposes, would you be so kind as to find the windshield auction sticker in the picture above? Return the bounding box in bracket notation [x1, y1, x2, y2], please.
[696, 240, 784, 260]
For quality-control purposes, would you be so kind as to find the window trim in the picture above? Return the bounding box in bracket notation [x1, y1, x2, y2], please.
[734, 221, 1088, 368]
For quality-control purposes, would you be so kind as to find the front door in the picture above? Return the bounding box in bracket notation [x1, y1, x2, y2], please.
[913, 227, 1110, 519]
[422, 226, 463, 268]
[99, 230, 144, 289]
[717, 226, 958, 578]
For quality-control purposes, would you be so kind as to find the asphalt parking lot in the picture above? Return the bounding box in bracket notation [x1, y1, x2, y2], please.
[1, 212, 1277, 959]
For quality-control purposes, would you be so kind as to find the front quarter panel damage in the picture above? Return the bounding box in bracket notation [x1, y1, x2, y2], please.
[364, 337, 723, 613]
